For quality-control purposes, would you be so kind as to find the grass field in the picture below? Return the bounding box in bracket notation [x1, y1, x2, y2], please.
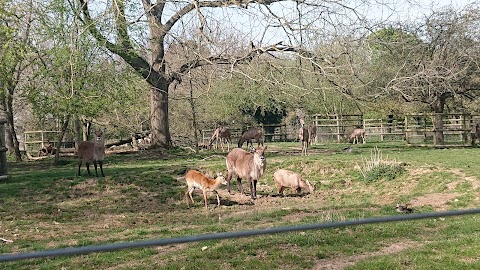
[1, 141, 480, 269]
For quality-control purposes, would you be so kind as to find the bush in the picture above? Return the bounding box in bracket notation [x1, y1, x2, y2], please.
[359, 147, 405, 182]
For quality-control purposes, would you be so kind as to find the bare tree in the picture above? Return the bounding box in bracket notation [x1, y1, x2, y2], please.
[384, 6, 480, 144]
[76, 0, 381, 149]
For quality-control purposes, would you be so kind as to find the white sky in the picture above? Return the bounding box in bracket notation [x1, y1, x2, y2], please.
[222, 0, 480, 46]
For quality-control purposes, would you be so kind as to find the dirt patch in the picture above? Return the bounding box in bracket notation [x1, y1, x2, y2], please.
[313, 239, 421, 270]
[408, 193, 459, 210]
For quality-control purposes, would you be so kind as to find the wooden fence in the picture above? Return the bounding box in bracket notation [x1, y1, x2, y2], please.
[0, 118, 7, 180]
[404, 113, 476, 145]
[310, 114, 363, 143]
[24, 130, 76, 158]
[201, 124, 289, 146]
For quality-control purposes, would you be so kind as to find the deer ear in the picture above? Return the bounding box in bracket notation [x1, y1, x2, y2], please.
[217, 172, 223, 177]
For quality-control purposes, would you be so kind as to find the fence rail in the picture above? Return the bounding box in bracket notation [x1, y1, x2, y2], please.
[1, 208, 480, 262]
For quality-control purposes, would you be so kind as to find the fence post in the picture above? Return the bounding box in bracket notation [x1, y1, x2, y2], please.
[0, 118, 8, 180]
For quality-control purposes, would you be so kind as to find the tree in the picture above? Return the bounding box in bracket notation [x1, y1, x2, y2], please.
[0, 0, 33, 161]
[382, 6, 480, 144]
[76, 0, 380, 149]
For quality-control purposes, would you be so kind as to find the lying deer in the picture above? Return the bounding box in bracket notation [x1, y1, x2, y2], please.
[225, 146, 267, 200]
[238, 127, 264, 148]
[349, 128, 366, 144]
[273, 169, 315, 195]
[77, 130, 105, 177]
[184, 170, 227, 209]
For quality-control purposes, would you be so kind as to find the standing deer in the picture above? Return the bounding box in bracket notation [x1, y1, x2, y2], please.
[238, 127, 264, 148]
[184, 170, 227, 209]
[298, 120, 309, 156]
[209, 127, 231, 151]
[308, 124, 317, 145]
[273, 169, 315, 195]
[472, 123, 480, 145]
[225, 146, 267, 200]
[77, 130, 105, 177]
[349, 128, 366, 144]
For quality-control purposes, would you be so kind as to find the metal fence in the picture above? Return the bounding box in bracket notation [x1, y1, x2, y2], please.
[1, 208, 480, 262]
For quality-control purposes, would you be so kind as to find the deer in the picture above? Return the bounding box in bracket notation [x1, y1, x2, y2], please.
[298, 121, 309, 156]
[209, 126, 231, 151]
[273, 169, 315, 195]
[225, 146, 267, 200]
[184, 170, 227, 209]
[349, 128, 366, 144]
[77, 130, 105, 177]
[308, 124, 317, 145]
[238, 127, 264, 148]
[472, 123, 480, 146]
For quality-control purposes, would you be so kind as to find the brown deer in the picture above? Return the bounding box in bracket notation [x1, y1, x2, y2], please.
[238, 127, 264, 148]
[308, 124, 317, 145]
[209, 127, 231, 151]
[225, 146, 267, 200]
[77, 130, 105, 177]
[273, 169, 315, 195]
[298, 121, 309, 156]
[184, 170, 227, 209]
[349, 128, 366, 144]
[472, 123, 480, 145]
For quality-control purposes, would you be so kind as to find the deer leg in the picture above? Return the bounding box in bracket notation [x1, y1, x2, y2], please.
[99, 160, 105, 177]
[77, 161, 82, 176]
[214, 190, 221, 206]
[251, 179, 257, 200]
[187, 187, 195, 204]
[203, 189, 208, 209]
[278, 186, 285, 195]
[237, 177, 244, 195]
[93, 161, 98, 177]
[86, 163, 91, 176]
[184, 188, 191, 207]
[226, 172, 233, 194]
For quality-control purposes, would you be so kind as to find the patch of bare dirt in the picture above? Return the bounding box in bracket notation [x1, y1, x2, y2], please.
[313, 239, 422, 270]
[408, 193, 459, 211]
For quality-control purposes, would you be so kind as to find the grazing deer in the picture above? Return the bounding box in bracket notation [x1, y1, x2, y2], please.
[77, 130, 105, 177]
[238, 127, 264, 148]
[273, 169, 315, 195]
[349, 128, 366, 144]
[209, 127, 231, 151]
[184, 170, 227, 209]
[225, 146, 267, 200]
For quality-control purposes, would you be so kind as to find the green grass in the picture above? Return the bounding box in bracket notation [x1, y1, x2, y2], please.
[1, 142, 480, 269]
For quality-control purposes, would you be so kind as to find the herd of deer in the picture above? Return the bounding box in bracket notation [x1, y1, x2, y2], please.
[74, 125, 366, 209]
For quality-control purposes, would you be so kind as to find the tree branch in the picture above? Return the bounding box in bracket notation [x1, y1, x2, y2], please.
[78, 0, 156, 82]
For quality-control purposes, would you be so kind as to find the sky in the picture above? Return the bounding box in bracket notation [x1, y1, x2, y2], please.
[215, 0, 480, 46]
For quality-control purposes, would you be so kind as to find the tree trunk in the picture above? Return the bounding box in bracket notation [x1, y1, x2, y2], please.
[150, 83, 172, 149]
[54, 115, 70, 165]
[74, 116, 82, 151]
[5, 90, 22, 161]
[0, 98, 13, 154]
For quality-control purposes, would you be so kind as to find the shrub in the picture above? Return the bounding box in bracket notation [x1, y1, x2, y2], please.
[359, 147, 405, 182]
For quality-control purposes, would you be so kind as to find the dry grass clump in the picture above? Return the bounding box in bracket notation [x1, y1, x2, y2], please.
[359, 147, 405, 182]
